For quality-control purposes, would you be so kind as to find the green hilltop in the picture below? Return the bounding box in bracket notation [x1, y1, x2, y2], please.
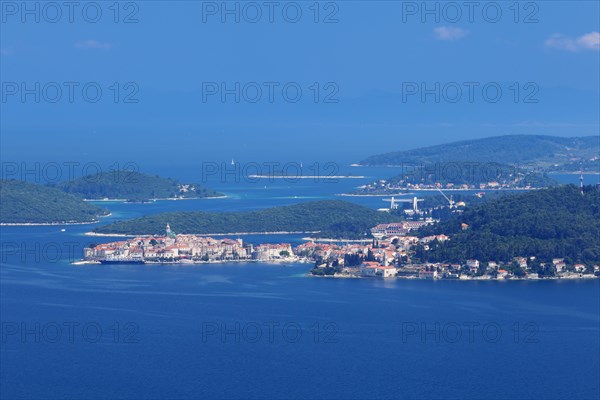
[54, 170, 224, 201]
[0, 180, 109, 224]
[93, 200, 400, 238]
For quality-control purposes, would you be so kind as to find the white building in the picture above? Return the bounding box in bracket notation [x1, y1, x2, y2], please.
[419, 269, 438, 279]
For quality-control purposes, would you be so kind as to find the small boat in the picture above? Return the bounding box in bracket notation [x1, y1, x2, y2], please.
[60, 229, 66, 232]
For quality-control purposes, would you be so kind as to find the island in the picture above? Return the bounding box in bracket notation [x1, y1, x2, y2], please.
[358, 134, 600, 173]
[53, 170, 224, 202]
[347, 135, 599, 195]
[0, 180, 109, 225]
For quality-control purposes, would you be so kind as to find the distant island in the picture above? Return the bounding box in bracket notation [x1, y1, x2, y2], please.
[358, 135, 599, 173]
[349, 161, 556, 195]
[53, 170, 224, 202]
[0, 180, 109, 225]
[348, 135, 598, 195]
[90, 200, 400, 239]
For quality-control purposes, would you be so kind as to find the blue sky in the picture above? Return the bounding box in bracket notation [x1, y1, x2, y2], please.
[1, 0, 599, 165]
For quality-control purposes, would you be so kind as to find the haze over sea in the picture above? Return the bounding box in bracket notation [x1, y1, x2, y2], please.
[1, 166, 598, 399]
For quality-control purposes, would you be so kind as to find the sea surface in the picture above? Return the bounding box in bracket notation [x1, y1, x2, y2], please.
[1, 166, 599, 399]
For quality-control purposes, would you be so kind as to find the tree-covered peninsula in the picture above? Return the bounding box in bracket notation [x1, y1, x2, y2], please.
[0, 180, 109, 224]
[54, 171, 224, 201]
[415, 185, 600, 264]
[93, 200, 400, 238]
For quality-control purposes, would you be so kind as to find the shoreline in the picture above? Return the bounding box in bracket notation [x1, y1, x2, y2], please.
[71, 259, 599, 281]
[548, 171, 600, 175]
[351, 164, 600, 175]
[248, 175, 365, 179]
[85, 230, 321, 238]
[310, 274, 599, 281]
[84, 195, 228, 202]
[1, 221, 101, 226]
[72, 258, 309, 266]
[341, 187, 541, 196]
[1, 212, 112, 227]
[302, 237, 373, 243]
[338, 193, 412, 197]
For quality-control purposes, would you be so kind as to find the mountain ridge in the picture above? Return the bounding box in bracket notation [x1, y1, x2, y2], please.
[360, 135, 599, 172]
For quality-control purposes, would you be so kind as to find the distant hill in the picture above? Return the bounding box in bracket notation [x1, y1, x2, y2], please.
[351, 161, 557, 194]
[417, 185, 600, 264]
[54, 171, 224, 201]
[0, 180, 109, 224]
[360, 135, 599, 172]
[93, 200, 400, 238]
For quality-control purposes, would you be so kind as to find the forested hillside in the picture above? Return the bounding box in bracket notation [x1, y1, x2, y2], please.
[93, 200, 400, 238]
[417, 185, 600, 264]
[55, 171, 223, 201]
[0, 180, 109, 224]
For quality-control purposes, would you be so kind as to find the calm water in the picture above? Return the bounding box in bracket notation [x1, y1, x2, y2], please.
[1, 167, 599, 399]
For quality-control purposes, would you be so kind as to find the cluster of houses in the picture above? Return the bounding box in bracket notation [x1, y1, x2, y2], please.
[307, 231, 599, 279]
[358, 177, 538, 194]
[310, 247, 600, 279]
[298, 237, 416, 266]
[411, 258, 599, 280]
[84, 224, 295, 264]
[371, 221, 431, 238]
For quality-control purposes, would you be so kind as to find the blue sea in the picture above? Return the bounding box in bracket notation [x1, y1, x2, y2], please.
[1, 166, 599, 399]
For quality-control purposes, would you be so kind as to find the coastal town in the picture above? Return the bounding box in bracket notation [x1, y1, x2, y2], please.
[82, 223, 600, 281]
[349, 162, 555, 195]
[354, 178, 542, 195]
[84, 224, 295, 264]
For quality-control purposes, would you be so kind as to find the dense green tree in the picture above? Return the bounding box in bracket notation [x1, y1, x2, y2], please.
[366, 249, 376, 261]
